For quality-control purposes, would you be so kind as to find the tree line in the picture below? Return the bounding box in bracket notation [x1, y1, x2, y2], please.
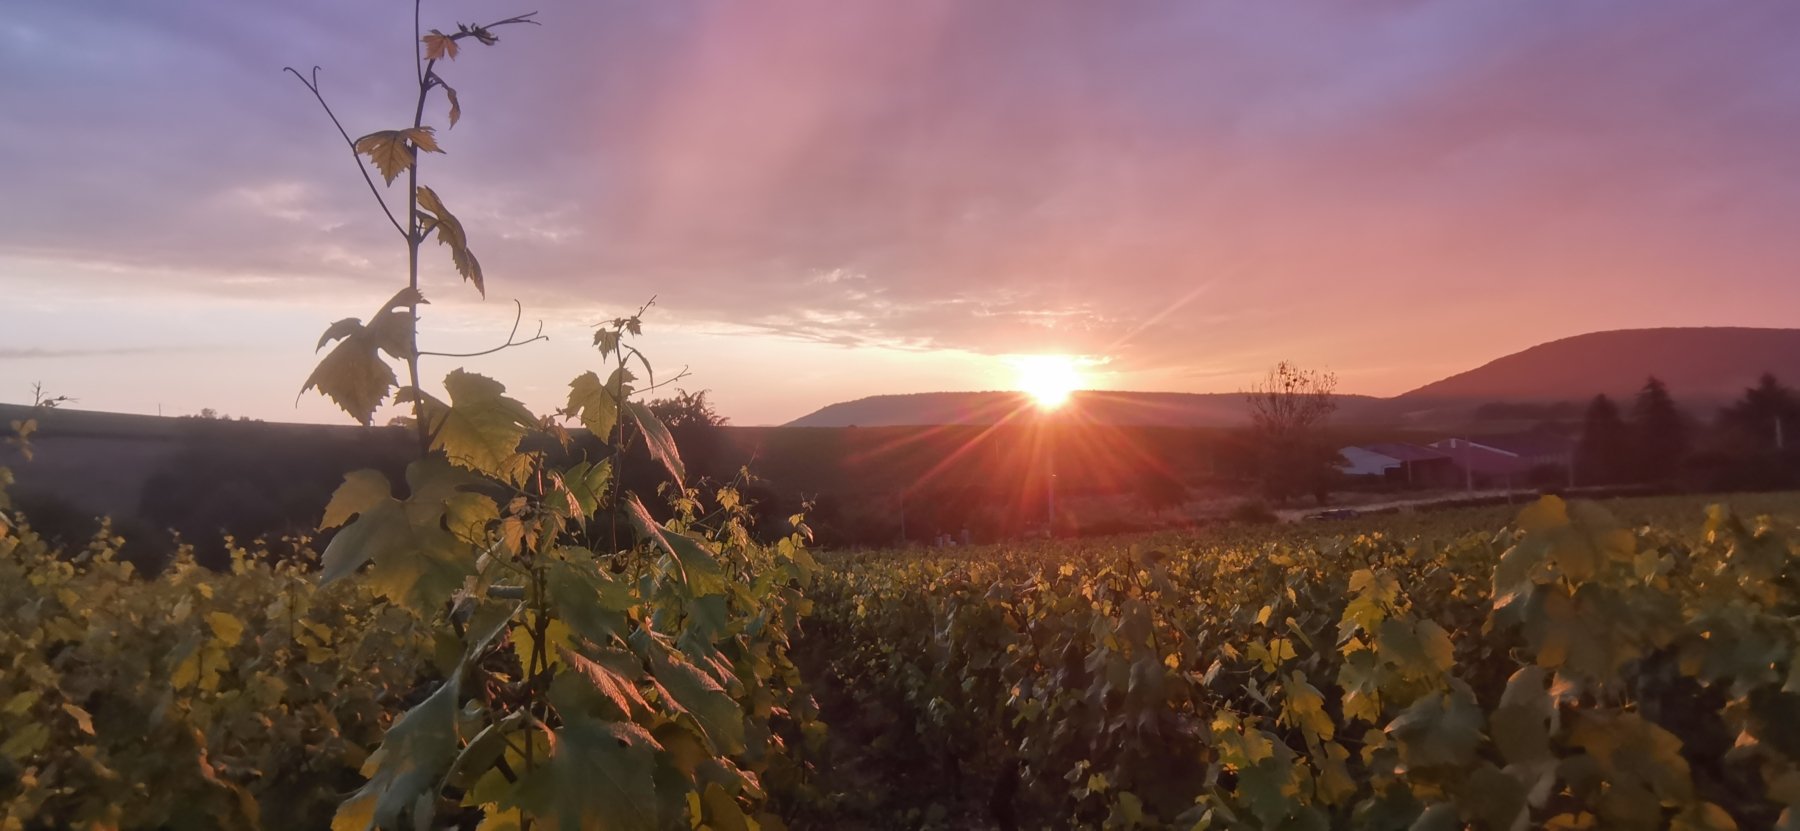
[1577, 373, 1800, 490]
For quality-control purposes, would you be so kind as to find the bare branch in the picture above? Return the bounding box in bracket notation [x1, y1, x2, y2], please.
[418, 299, 549, 359]
[282, 66, 408, 239]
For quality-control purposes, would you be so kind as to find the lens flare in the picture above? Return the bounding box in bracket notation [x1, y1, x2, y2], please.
[1012, 355, 1083, 409]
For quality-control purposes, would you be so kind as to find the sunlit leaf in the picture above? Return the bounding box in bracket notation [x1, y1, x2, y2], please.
[301, 288, 425, 424]
[415, 185, 483, 295]
[422, 29, 459, 61]
[354, 127, 443, 185]
[409, 370, 534, 483]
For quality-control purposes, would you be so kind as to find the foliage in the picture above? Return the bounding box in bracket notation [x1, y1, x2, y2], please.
[1720, 373, 1799, 453]
[647, 390, 728, 431]
[282, 4, 825, 829]
[810, 493, 1800, 829]
[0, 527, 437, 829]
[1631, 376, 1689, 483]
[1242, 362, 1340, 504]
[1575, 394, 1632, 486]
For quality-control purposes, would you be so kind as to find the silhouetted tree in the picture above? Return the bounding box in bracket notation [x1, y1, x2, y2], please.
[1243, 361, 1338, 504]
[647, 389, 727, 429]
[1576, 394, 1632, 485]
[1630, 377, 1688, 483]
[1719, 373, 1799, 452]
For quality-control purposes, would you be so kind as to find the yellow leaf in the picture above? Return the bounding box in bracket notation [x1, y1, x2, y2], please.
[1518, 496, 1570, 532]
[353, 127, 443, 185]
[302, 288, 425, 424]
[422, 30, 459, 61]
[206, 611, 246, 646]
[331, 791, 377, 831]
[512, 618, 572, 674]
[444, 82, 462, 128]
[60, 703, 94, 735]
[415, 185, 483, 295]
[1281, 672, 1335, 741]
[172, 652, 201, 690]
[473, 806, 521, 831]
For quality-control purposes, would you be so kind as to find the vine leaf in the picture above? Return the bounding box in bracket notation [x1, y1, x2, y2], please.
[626, 400, 685, 485]
[355, 127, 443, 185]
[566, 368, 632, 440]
[443, 82, 462, 128]
[637, 635, 746, 755]
[422, 29, 459, 61]
[332, 671, 463, 831]
[416, 185, 484, 296]
[318, 459, 481, 613]
[1384, 680, 1483, 768]
[407, 370, 534, 484]
[503, 718, 662, 831]
[626, 495, 727, 596]
[302, 288, 426, 425]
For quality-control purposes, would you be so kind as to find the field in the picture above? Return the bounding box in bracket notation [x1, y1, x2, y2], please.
[4, 491, 1799, 829]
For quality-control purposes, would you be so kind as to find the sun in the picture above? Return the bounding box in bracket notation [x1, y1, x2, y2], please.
[1012, 355, 1084, 409]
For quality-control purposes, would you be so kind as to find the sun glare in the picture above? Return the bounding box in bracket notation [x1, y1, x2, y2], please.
[1012, 355, 1083, 409]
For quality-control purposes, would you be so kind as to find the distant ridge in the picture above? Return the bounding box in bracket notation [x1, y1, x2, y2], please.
[787, 327, 1800, 427]
[784, 390, 1387, 428]
[1397, 327, 1800, 404]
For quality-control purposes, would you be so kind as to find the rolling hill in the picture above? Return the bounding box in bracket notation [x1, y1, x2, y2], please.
[1395, 327, 1800, 404]
[788, 327, 1800, 427]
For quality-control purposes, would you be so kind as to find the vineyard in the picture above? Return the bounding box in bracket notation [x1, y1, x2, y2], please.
[3, 490, 1799, 828]
[806, 493, 1800, 829]
[4, 1, 1799, 829]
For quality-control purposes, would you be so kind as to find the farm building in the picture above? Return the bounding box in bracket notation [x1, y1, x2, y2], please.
[1336, 442, 1461, 487]
[1428, 432, 1575, 488]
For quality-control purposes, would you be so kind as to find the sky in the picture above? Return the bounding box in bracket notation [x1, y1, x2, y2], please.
[2, 1, 1798, 425]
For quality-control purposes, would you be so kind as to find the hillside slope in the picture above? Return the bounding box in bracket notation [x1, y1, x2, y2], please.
[1398, 327, 1800, 404]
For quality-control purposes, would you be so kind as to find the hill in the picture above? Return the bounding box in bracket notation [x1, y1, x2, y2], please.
[789, 328, 1800, 427]
[786, 390, 1389, 428]
[1397, 327, 1800, 405]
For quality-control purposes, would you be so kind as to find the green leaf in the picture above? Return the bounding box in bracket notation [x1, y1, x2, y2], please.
[1385, 681, 1483, 769]
[321, 469, 395, 530]
[627, 495, 726, 596]
[566, 368, 632, 440]
[320, 459, 482, 612]
[625, 400, 685, 485]
[302, 288, 424, 424]
[562, 646, 655, 721]
[645, 643, 745, 756]
[547, 552, 633, 646]
[411, 370, 535, 484]
[332, 671, 463, 831]
[503, 717, 661, 831]
[1490, 666, 1553, 766]
[416, 185, 484, 296]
